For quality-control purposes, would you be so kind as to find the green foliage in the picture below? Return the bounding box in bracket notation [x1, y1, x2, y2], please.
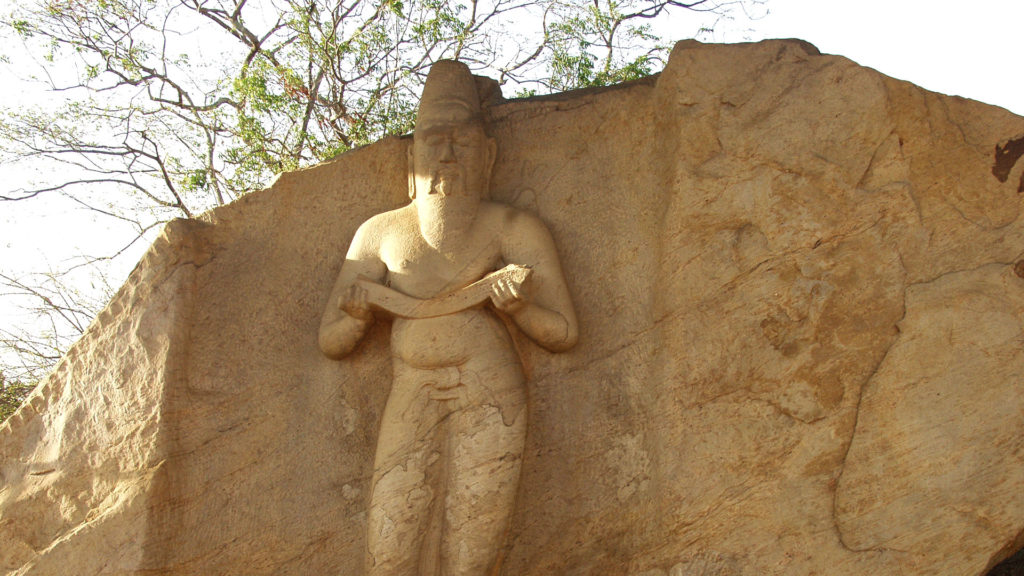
[0, 373, 35, 424]
[0, 0, 766, 378]
[546, 0, 665, 91]
[0, 0, 765, 202]
[1, 0, 764, 211]
[11, 19, 31, 37]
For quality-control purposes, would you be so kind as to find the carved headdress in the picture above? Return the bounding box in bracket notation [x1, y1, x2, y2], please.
[409, 60, 492, 199]
[415, 60, 483, 131]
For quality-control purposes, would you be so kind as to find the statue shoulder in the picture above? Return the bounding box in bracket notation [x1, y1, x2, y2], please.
[483, 202, 552, 242]
[356, 205, 413, 237]
[349, 204, 413, 256]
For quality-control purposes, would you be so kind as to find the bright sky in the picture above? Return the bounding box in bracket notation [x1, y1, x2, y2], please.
[748, 0, 1022, 115]
[1, 0, 1022, 355]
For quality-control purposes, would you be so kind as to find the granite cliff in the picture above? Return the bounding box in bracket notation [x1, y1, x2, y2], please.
[2, 39, 1023, 575]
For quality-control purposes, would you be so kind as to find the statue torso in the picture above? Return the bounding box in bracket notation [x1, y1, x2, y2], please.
[378, 202, 518, 369]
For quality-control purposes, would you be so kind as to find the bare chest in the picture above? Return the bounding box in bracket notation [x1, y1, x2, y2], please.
[380, 230, 503, 299]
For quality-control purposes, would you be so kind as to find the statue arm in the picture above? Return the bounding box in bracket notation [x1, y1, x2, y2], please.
[498, 212, 578, 352]
[318, 221, 387, 359]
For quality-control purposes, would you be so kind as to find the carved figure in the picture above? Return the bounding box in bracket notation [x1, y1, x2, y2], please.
[319, 60, 578, 575]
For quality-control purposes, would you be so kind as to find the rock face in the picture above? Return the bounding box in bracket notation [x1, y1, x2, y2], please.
[3, 39, 1024, 575]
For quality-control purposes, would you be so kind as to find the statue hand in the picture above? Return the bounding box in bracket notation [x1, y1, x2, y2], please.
[490, 276, 528, 315]
[339, 284, 373, 322]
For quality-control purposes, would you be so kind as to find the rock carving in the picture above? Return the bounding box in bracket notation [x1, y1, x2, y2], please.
[318, 60, 578, 576]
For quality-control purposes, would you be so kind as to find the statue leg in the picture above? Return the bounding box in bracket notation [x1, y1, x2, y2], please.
[440, 364, 527, 576]
[365, 366, 450, 576]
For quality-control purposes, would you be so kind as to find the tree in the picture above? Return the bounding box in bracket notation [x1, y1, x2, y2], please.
[0, 0, 766, 399]
[0, 371, 34, 423]
[1, 269, 109, 382]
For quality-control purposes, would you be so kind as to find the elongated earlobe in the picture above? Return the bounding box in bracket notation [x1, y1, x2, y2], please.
[407, 143, 416, 199]
[484, 137, 497, 198]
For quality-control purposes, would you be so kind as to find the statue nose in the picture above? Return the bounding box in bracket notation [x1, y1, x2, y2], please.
[439, 139, 456, 162]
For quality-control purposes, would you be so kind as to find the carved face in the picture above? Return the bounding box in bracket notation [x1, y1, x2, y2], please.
[410, 116, 495, 202]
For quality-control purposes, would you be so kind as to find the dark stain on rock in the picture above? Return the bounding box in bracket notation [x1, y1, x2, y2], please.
[1014, 260, 1024, 279]
[986, 544, 1024, 576]
[992, 135, 1024, 193]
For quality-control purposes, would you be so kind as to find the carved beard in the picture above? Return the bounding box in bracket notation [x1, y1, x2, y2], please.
[417, 167, 481, 250]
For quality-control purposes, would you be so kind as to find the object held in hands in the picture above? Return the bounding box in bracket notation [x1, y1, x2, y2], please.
[355, 263, 532, 319]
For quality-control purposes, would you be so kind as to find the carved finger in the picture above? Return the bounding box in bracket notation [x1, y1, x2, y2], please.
[342, 284, 373, 320]
[490, 283, 508, 308]
[492, 279, 525, 313]
[504, 278, 525, 304]
[355, 285, 368, 308]
[496, 280, 515, 305]
[505, 278, 522, 301]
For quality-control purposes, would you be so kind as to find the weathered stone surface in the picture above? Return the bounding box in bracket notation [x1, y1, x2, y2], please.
[0, 220, 206, 575]
[3, 39, 1024, 575]
[835, 263, 1024, 574]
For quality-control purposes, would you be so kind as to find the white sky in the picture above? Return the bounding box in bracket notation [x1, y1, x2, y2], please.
[748, 0, 1022, 115]
[1, 0, 1022, 340]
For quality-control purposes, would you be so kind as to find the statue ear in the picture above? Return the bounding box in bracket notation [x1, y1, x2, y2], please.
[486, 137, 497, 175]
[481, 137, 497, 199]
[407, 142, 416, 199]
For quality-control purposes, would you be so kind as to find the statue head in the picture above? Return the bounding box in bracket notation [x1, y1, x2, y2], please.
[408, 60, 496, 202]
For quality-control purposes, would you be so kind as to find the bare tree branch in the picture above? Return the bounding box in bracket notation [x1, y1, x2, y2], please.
[0, 0, 766, 380]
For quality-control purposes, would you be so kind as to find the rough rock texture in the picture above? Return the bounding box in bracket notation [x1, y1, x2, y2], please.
[3, 39, 1024, 575]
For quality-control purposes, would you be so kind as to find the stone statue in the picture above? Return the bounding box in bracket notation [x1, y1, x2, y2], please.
[318, 60, 578, 576]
